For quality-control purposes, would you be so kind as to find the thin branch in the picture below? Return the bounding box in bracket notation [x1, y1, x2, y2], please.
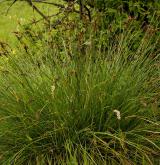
[5, 0, 18, 15]
[29, 11, 62, 25]
[26, 0, 50, 23]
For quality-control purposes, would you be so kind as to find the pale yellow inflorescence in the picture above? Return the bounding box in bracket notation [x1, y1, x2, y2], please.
[113, 109, 121, 120]
[51, 84, 55, 97]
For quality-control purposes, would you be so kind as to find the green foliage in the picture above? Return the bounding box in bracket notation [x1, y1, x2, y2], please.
[0, 1, 160, 164]
[0, 22, 159, 164]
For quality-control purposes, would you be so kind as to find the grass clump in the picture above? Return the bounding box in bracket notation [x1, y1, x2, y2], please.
[0, 19, 160, 164]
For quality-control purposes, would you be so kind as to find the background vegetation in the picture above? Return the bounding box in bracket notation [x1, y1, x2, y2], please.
[0, 0, 160, 164]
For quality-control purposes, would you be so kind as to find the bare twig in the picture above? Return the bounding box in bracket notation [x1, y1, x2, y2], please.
[29, 11, 62, 25]
[26, 0, 50, 23]
[5, 0, 18, 15]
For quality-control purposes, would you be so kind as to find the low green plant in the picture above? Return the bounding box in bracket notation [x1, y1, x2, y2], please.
[0, 22, 159, 164]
